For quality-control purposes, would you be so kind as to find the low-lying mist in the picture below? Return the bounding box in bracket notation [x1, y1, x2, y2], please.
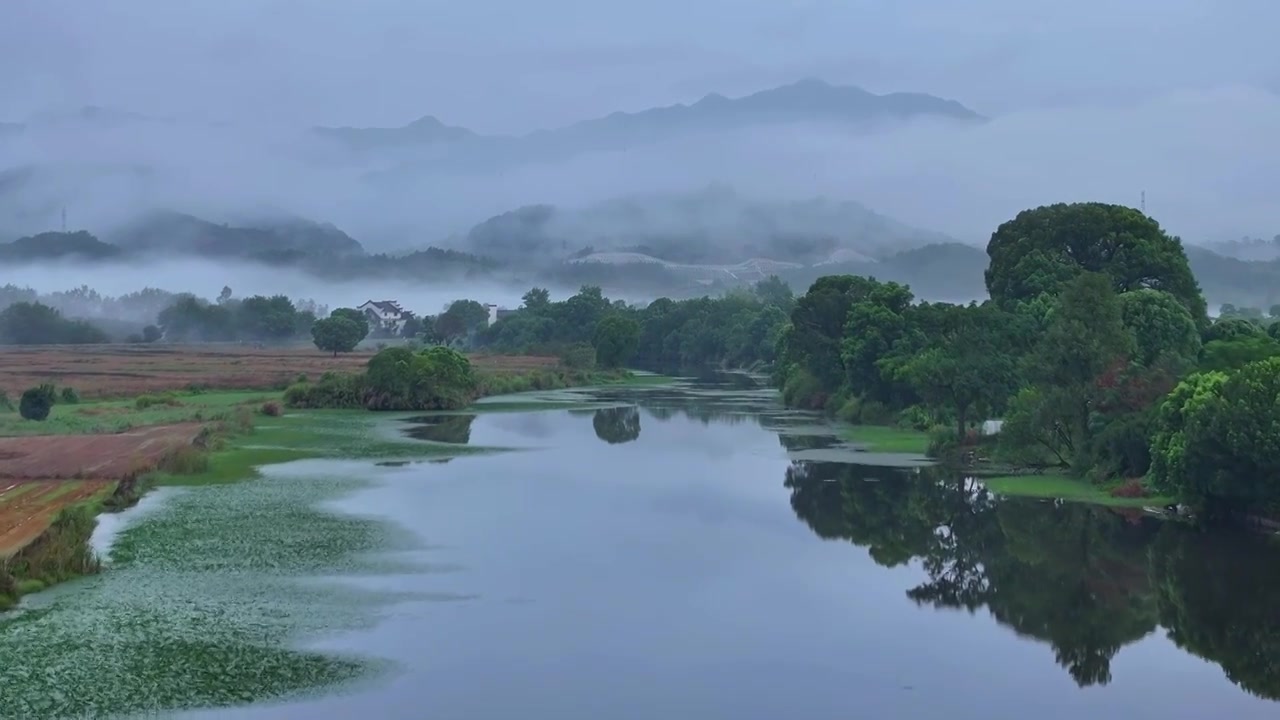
[0, 258, 532, 321]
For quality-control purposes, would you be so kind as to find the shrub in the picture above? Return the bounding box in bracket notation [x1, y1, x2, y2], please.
[780, 368, 825, 409]
[284, 372, 364, 409]
[926, 425, 963, 457]
[0, 390, 12, 411]
[897, 405, 933, 432]
[19, 384, 56, 421]
[232, 407, 255, 432]
[136, 393, 182, 410]
[857, 400, 894, 426]
[560, 343, 597, 370]
[260, 401, 282, 417]
[59, 387, 80, 404]
[157, 444, 210, 474]
[1109, 478, 1150, 499]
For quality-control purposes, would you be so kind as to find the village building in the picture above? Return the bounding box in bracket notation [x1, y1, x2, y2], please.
[483, 303, 517, 325]
[357, 300, 411, 335]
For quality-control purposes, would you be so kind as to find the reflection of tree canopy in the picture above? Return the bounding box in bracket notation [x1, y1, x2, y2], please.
[784, 460, 1280, 692]
[1151, 529, 1280, 701]
[403, 414, 475, 444]
[592, 406, 642, 444]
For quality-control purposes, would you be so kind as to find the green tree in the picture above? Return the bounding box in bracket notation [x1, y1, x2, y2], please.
[985, 202, 1207, 325]
[1118, 289, 1201, 368]
[1203, 317, 1264, 344]
[839, 281, 915, 405]
[896, 304, 1021, 440]
[1149, 358, 1280, 517]
[363, 346, 477, 411]
[19, 384, 56, 421]
[1199, 336, 1280, 372]
[434, 300, 490, 345]
[330, 307, 371, 338]
[592, 314, 640, 369]
[237, 295, 300, 342]
[753, 275, 795, 312]
[311, 316, 365, 356]
[1004, 273, 1134, 470]
[521, 287, 551, 312]
[142, 325, 162, 343]
[781, 276, 869, 392]
[0, 302, 108, 345]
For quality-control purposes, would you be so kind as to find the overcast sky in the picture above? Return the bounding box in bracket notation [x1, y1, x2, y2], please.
[4, 0, 1278, 133]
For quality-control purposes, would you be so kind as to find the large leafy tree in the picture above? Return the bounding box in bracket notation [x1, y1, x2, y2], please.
[330, 307, 371, 338]
[1149, 357, 1280, 517]
[434, 300, 490, 345]
[838, 280, 914, 404]
[782, 276, 874, 390]
[985, 202, 1207, 325]
[896, 304, 1022, 440]
[592, 314, 640, 369]
[0, 302, 107, 345]
[237, 295, 300, 341]
[311, 316, 365, 356]
[1003, 273, 1134, 470]
[1117, 289, 1201, 368]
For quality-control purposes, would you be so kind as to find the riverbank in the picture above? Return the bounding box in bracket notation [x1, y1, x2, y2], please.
[982, 473, 1174, 508]
[0, 367, 673, 609]
[840, 424, 929, 454]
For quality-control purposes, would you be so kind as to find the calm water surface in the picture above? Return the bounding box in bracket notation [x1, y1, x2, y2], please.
[3, 377, 1278, 719]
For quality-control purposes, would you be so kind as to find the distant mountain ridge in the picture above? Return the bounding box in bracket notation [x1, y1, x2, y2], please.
[319, 78, 982, 171]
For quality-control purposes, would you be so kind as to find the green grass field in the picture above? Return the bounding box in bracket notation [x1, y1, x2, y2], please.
[0, 391, 277, 437]
[983, 473, 1173, 508]
[841, 425, 930, 454]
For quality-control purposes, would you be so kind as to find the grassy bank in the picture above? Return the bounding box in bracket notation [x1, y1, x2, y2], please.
[0, 505, 103, 610]
[0, 390, 277, 437]
[841, 425, 930, 454]
[983, 473, 1174, 508]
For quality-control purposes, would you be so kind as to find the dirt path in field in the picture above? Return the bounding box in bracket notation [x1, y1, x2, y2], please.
[0, 480, 113, 556]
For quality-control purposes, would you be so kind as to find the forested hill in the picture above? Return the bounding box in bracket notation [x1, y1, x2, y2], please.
[3, 219, 1279, 310]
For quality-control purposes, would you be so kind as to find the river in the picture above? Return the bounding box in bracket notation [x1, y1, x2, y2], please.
[1, 375, 1277, 719]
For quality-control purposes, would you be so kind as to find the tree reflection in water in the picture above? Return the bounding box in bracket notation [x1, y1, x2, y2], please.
[592, 406, 642, 444]
[785, 459, 1280, 699]
[401, 414, 475, 444]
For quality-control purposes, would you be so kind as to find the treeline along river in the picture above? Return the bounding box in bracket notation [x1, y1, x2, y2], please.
[0, 375, 1277, 719]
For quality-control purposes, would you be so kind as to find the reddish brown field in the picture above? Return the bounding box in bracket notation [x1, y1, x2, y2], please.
[0, 423, 204, 480]
[0, 423, 204, 556]
[0, 344, 560, 399]
[0, 480, 114, 556]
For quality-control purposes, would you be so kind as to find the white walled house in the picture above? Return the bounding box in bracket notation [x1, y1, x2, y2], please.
[357, 300, 410, 335]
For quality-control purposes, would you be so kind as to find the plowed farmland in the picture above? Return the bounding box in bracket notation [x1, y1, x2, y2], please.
[0, 423, 204, 479]
[0, 344, 559, 399]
